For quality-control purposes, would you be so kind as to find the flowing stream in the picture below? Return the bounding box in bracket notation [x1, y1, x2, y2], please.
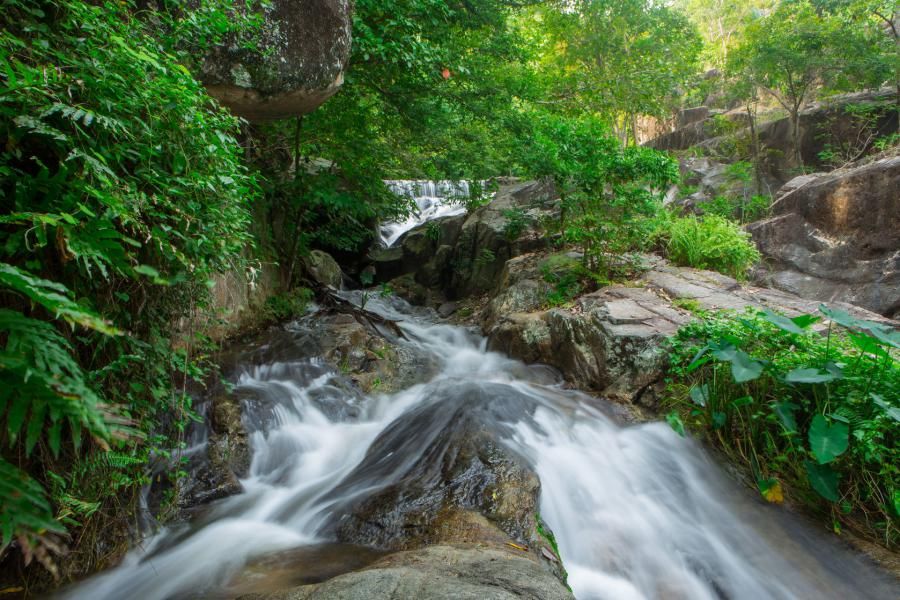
[65, 294, 897, 600]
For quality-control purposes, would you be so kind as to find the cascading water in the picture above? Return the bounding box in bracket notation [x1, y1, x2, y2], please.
[379, 180, 476, 247]
[64, 294, 897, 600]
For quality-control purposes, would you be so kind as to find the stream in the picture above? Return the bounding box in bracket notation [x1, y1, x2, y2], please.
[64, 292, 897, 600]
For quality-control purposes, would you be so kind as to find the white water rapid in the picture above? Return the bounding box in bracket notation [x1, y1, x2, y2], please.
[379, 180, 474, 247]
[64, 294, 897, 600]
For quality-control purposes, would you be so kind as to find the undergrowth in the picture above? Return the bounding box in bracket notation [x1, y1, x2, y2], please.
[664, 306, 899, 548]
[0, 0, 261, 583]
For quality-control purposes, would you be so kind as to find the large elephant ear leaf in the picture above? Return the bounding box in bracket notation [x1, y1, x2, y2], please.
[785, 367, 839, 384]
[805, 460, 841, 502]
[808, 414, 849, 464]
[761, 309, 817, 335]
[818, 304, 860, 329]
[728, 350, 764, 383]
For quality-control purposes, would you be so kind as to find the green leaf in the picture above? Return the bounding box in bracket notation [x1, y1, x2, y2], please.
[808, 414, 849, 464]
[871, 394, 900, 423]
[666, 411, 686, 437]
[805, 460, 840, 502]
[711, 411, 726, 429]
[729, 350, 763, 383]
[785, 367, 838, 384]
[730, 395, 754, 409]
[0, 263, 119, 335]
[771, 401, 798, 433]
[761, 309, 815, 335]
[689, 384, 709, 407]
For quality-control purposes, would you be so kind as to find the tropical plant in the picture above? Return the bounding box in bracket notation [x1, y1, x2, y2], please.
[666, 306, 900, 547]
[664, 215, 761, 278]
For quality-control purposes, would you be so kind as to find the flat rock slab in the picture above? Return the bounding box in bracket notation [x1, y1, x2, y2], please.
[238, 544, 573, 600]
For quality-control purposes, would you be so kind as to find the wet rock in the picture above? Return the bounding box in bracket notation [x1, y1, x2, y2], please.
[167, 388, 252, 514]
[368, 181, 559, 302]
[316, 313, 421, 394]
[201, 0, 352, 121]
[238, 543, 573, 600]
[437, 301, 458, 318]
[369, 215, 465, 286]
[448, 180, 558, 298]
[326, 381, 544, 551]
[304, 250, 344, 289]
[748, 156, 900, 317]
[322, 381, 567, 587]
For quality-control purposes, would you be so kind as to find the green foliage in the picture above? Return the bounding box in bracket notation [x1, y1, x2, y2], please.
[262, 288, 314, 322]
[426, 221, 443, 242]
[522, 112, 679, 278]
[540, 254, 586, 307]
[666, 307, 900, 546]
[664, 215, 761, 279]
[502, 208, 531, 241]
[729, 0, 893, 165]
[0, 0, 258, 568]
[703, 194, 772, 224]
[543, 0, 702, 142]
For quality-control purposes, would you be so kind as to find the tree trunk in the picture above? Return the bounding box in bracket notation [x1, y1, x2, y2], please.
[789, 108, 803, 169]
[746, 103, 762, 195]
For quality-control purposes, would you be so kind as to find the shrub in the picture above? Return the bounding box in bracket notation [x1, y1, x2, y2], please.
[665, 307, 900, 547]
[540, 254, 586, 307]
[665, 215, 760, 279]
[0, 0, 259, 573]
[702, 194, 771, 224]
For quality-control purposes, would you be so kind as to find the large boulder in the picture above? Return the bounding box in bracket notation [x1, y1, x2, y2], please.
[239, 544, 573, 600]
[448, 180, 558, 297]
[325, 382, 547, 551]
[304, 249, 344, 289]
[201, 0, 352, 121]
[748, 156, 900, 317]
[647, 89, 898, 184]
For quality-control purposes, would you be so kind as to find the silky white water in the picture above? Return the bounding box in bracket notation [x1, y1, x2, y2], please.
[379, 180, 474, 246]
[64, 294, 896, 600]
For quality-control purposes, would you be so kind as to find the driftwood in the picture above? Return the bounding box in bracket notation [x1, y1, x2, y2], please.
[318, 287, 408, 340]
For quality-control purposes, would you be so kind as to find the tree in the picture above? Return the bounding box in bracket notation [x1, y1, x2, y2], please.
[674, 0, 777, 69]
[730, 1, 891, 167]
[541, 0, 702, 144]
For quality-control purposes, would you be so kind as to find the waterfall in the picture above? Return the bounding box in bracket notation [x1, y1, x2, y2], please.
[379, 180, 480, 247]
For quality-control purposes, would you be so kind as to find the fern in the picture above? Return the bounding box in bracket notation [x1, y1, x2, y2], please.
[0, 458, 66, 548]
[0, 309, 109, 455]
[0, 263, 119, 335]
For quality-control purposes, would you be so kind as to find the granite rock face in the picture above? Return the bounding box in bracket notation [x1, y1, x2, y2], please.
[748, 156, 900, 318]
[484, 257, 891, 403]
[201, 0, 352, 121]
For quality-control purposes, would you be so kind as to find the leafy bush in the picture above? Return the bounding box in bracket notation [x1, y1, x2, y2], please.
[521, 112, 678, 279]
[502, 208, 531, 241]
[540, 254, 586, 307]
[665, 307, 899, 547]
[703, 194, 772, 224]
[664, 215, 760, 279]
[0, 0, 258, 573]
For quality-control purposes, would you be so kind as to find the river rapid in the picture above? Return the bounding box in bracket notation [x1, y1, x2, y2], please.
[63, 291, 897, 600]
